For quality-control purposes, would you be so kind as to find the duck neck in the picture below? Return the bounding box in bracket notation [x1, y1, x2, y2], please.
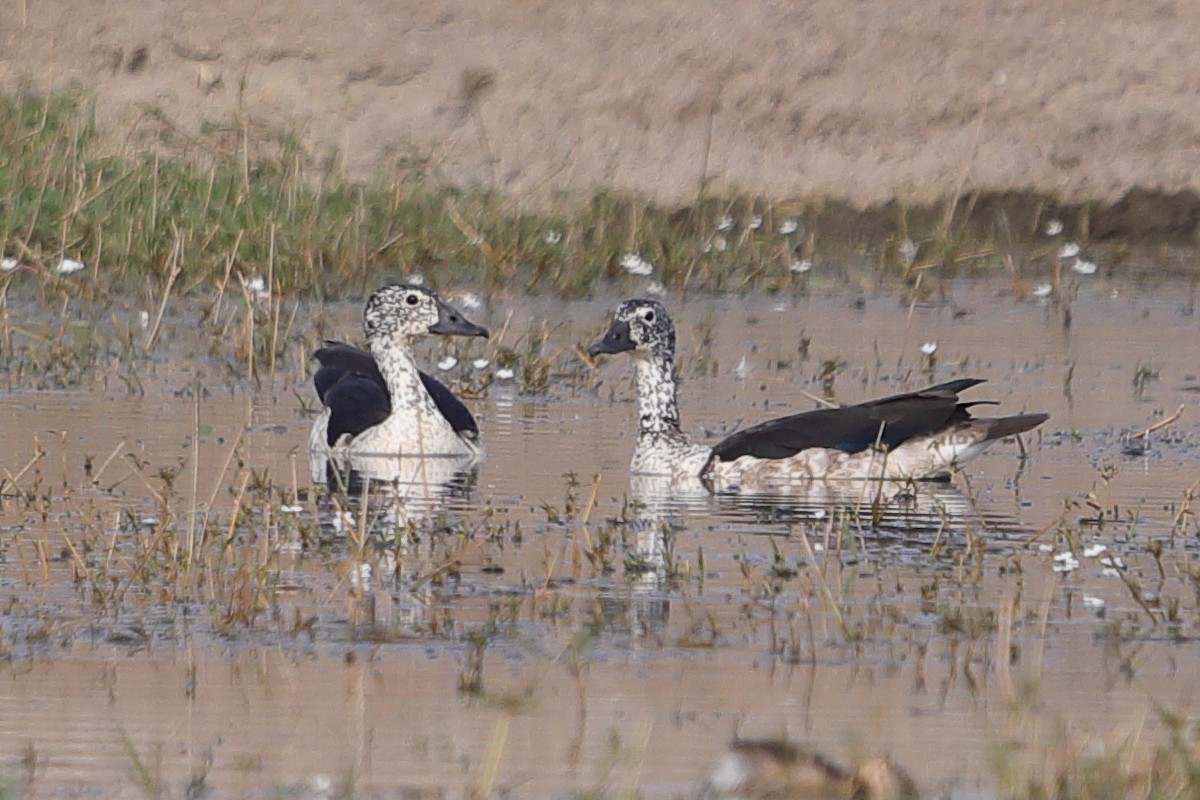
[633, 352, 684, 438]
[370, 338, 433, 414]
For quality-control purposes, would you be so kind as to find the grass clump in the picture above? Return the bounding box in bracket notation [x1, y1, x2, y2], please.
[0, 89, 1037, 303]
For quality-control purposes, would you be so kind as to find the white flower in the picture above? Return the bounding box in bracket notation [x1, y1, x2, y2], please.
[920, 341, 938, 355]
[778, 218, 799, 235]
[437, 356, 458, 371]
[789, 258, 812, 274]
[56, 258, 85, 275]
[455, 293, 483, 310]
[240, 275, 269, 300]
[1082, 544, 1107, 558]
[646, 281, 666, 296]
[620, 252, 654, 276]
[407, 273, 426, 286]
[543, 230, 562, 245]
[716, 214, 734, 232]
[1044, 220, 1064, 236]
[1071, 258, 1097, 275]
[899, 239, 919, 265]
[280, 504, 303, 514]
[1100, 556, 1125, 569]
[1032, 283, 1053, 298]
[1082, 595, 1105, 609]
[1037, 543, 1054, 553]
[495, 367, 515, 380]
[0, 257, 17, 272]
[748, 215, 764, 231]
[138, 310, 150, 329]
[1058, 243, 1080, 259]
[1101, 567, 1121, 578]
[1052, 551, 1080, 572]
[472, 358, 489, 370]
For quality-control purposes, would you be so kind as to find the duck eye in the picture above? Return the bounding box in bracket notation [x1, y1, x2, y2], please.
[405, 294, 419, 306]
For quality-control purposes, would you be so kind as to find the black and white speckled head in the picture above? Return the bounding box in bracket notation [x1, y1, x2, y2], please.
[363, 284, 488, 345]
[588, 298, 675, 361]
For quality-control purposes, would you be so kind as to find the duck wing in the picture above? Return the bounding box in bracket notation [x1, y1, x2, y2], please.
[711, 379, 989, 462]
[312, 340, 479, 441]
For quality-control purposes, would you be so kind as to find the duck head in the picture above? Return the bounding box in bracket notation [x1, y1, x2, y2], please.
[589, 298, 675, 360]
[363, 284, 489, 345]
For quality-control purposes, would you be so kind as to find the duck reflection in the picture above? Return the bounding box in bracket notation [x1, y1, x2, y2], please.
[311, 451, 481, 541]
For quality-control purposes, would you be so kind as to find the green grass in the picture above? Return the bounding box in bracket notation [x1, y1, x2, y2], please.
[0, 88, 1052, 303]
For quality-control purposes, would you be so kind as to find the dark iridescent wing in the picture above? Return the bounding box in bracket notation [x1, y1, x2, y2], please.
[711, 379, 988, 462]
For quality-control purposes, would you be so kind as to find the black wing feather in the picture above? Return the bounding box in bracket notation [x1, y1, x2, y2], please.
[312, 340, 479, 443]
[711, 379, 990, 462]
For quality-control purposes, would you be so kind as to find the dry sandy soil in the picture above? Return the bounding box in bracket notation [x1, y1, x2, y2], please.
[2, 0, 1199, 218]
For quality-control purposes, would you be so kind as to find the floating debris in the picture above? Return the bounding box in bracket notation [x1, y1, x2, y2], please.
[620, 252, 654, 276]
[495, 367, 515, 381]
[919, 341, 938, 355]
[56, 257, 86, 275]
[778, 218, 799, 236]
[406, 273, 426, 286]
[1058, 243, 1081, 259]
[1044, 219, 1064, 236]
[437, 356, 458, 371]
[1052, 551, 1080, 572]
[748, 214, 764, 231]
[1083, 543, 1107, 558]
[789, 258, 813, 274]
[280, 504, 303, 514]
[0, 256, 18, 272]
[1082, 595, 1106, 609]
[1071, 258, 1097, 275]
[1032, 283, 1054, 298]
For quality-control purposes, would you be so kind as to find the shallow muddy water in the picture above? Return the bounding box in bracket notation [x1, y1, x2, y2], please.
[3, 279, 1200, 798]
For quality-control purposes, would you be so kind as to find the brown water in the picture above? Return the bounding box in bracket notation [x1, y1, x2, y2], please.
[2, 280, 1200, 798]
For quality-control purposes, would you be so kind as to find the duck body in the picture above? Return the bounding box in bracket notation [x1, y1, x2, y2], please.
[308, 285, 487, 462]
[589, 299, 1047, 491]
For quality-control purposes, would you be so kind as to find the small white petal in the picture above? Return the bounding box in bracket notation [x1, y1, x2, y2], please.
[472, 358, 489, 369]
[1082, 595, 1105, 609]
[1037, 543, 1054, 553]
[1058, 243, 1080, 259]
[1032, 283, 1054, 298]
[0, 256, 18, 272]
[620, 252, 654, 276]
[1044, 220, 1064, 236]
[407, 273, 426, 286]
[455, 293, 483, 310]
[1101, 567, 1121, 578]
[56, 258, 85, 275]
[1082, 544, 1107, 558]
[716, 214, 734, 232]
[1099, 556, 1124, 569]
[495, 367, 515, 380]
[920, 341, 938, 355]
[748, 215, 764, 230]
[1053, 551, 1075, 562]
[437, 356, 458, 371]
[789, 258, 812, 274]
[280, 504, 303, 514]
[543, 230, 562, 245]
[778, 219, 799, 235]
[1071, 258, 1097, 275]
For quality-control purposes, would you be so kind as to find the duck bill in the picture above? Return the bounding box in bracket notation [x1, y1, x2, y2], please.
[430, 298, 489, 338]
[588, 319, 634, 356]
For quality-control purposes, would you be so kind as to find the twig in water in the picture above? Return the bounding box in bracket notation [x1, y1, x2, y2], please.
[1129, 404, 1184, 441]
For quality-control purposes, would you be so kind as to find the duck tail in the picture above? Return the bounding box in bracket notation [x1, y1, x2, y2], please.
[980, 412, 1049, 441]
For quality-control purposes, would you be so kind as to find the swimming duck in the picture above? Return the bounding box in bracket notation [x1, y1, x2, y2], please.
[308, 284, 488, 460]
[588, 299, 1047, 490]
